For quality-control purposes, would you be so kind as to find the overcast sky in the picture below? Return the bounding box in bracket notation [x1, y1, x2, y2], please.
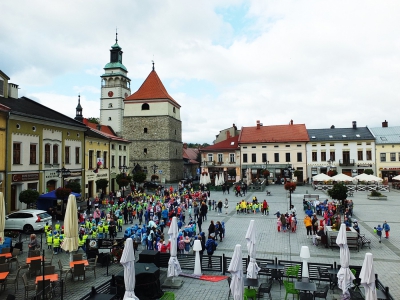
[2, 1, 400, 144]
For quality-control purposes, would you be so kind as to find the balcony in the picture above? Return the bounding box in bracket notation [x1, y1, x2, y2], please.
[339, 159, 355, 166]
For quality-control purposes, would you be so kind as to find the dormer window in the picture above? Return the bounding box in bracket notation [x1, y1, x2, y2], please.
[142, 103, 150, 110]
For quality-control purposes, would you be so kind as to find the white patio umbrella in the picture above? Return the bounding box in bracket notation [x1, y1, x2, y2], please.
[392, 175, 400, 181]
[228, 244, 244, 300]
[219, 173, 225, 185]
[206, 173, 211, 184]
[214, 173, 220, 186]
[0, 192, 5, 245]
[354, 173, 372, 181]
[360, 253, 378, 300]
[367, 175, 383, 182]
[336, 224, 355, 297]
[312, 173, 332, 181]
[199, 174, 205, 185]
[61, 194, 79, 261]
[332, 173, 355, 182]
[245, 220, 260, 279]
[120, 238, 139, 300]
[167, 217, 182, 278]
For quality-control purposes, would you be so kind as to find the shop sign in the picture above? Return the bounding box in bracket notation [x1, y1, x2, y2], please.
[96, 173, 108, 178]
[66, 171, 82, 177]
[12, 173, 39, 182]
[357, 164, 372, 168]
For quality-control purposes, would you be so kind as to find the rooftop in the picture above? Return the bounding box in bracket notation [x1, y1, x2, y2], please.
[239, 124, 309, 143]
[307, 127, 374, 142]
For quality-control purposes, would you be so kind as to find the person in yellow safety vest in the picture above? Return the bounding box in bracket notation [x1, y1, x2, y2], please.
[91, 227, 98, 239]
[103, 222, 109, 239]
[82, 233, 88, 252]
[77, 234, 86, 252]
[44, 222, 50, 235]
[117, 217, 123, 232]
[85, 219, 91, 230]
[46, 232, 53, 250]
[55, 221, 61, 233]
[97, 223, 104, 239]
[52, 231, 60, 254]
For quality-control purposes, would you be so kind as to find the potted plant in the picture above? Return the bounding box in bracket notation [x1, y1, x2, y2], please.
[262, 170, 270, 178]
[151, 174, 159, 181]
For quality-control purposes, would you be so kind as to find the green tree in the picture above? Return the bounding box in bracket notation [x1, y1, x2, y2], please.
[327, 182, 348, 215]
[65, 181, 82, 193]
[96, 179, 109, 193]
[19, 189, 39, 208]
[132, 171, 147, 184]
[116, 173, 132, 189]
[364, 169, 374, 175]
[87, 117, 99, 124]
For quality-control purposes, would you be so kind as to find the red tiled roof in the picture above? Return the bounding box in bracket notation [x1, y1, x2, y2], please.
[183, 147, 199, 161]
[125, 70, 180, 107]
[202, 135, 239, 151]
[0, 103, 10, 112]
[83, 118, 129, 142]
[239, 124, 309, 143]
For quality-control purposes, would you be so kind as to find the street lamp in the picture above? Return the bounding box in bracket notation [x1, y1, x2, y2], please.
[119, 165, 127, 197]
[265, 160, 269, 186]
[56, 167, 70, 188]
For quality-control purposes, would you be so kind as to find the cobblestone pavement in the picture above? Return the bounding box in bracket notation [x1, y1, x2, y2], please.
[2, 184, 400, 299]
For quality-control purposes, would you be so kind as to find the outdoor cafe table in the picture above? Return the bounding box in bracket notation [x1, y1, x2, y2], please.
[26, 256, 43, 264]
[0, 272, 9, 280]
[264, 263, 284, 286]
[243, 278, 259, 289]
[0, 253, 12, 259]
[35, 274, 59, 284]
[70, 260, 89, 268]
[295, 281, 317, 293]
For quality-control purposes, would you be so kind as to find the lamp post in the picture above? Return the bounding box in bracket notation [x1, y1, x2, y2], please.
[286, 164, 294, 208]
[265, 160, 269, 185]
[56, 167, 70, 188]
[119, 164, 127, 197]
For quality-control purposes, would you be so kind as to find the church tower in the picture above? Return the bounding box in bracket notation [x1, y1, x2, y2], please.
[100, 33, 131, 135]
[75, 95, 83, 122]
[123, 63, 183, 183]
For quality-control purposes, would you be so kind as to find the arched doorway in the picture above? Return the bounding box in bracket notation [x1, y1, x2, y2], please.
[46, 180, 56, 192]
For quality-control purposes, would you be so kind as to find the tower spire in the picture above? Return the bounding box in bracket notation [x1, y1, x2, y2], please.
[152, 60, 155, 71]
[75, 94, 83, 122]
[115, 27, 118, 43]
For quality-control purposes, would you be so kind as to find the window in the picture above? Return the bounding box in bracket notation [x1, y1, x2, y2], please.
[173, 107, 176, 113]
[108, 103, 113, 108]
[13, 143, 21, 164]
[297, 145, 301, 147]
[297, 152, 302, 162]
[262, 153, 267, 162]
[390, 153, 396, 162]
[123, 156, 126, 165]
[30, 144, 37, 164]
[218, 153, 223, 163]
[321, 151, 326, 162]
[144, 148, 147, 155]
[330, 151, 335, 161]
[251, 153, 256, 163]
[229, 153, 235, 163]
[144, 128, 148, 133]
[108, 117, 112, 121]
[0, 78, 4, 96]
[262, 146, 266, 148]
[119, 145, 122, 150]
[380, 153, 386, 162]
[285, 153, 290, 162]
[274, 145, 279, 148]
[96, 151, 101, 159]
[366, 142, 371, 145]
[103, 151, 107, 168]
[89, 150, 93, 169]
[111, 144, 115, 150]
[45, 144, 51, 164]
[274, 153, 279, 162]
[366, 150, 372, 160]
[207, 154, 213, 161]
[111, 155, 115, 167]
[312, 144, 317, 147]
[321, 144, 325, 146]
[243, 146, 247, 149]
[141, 103, 150, 110]
[118, 156, 122, 167]
[65, 146, 70, 164]
[123, 146, 126, 151]
[243, 153, 248, 163]
[312, 152, 317, 162]
[53, 145, 59, 164]
[285, 145, 290, 148]
[358, 150, 363, 161]
[330, 143, 334, 146]
[251, 146, 256, 148]
[75, 147, 80, 164]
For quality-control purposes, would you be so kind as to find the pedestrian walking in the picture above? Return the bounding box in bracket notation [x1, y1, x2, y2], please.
[383, 221, 390, 239]
[374, 224, 383, 243]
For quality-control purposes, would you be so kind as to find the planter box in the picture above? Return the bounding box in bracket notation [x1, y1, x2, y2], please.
[326, 226, 358, 246]
[367, 196, 387, 201]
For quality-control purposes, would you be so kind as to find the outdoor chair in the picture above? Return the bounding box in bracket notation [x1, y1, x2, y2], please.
[71, 263, 85, 281]
[314, 284, 329, 299]
[3, 266, 21, 292]
[44, 252, 53, 266]
[85, 255, 98, 278]
[257, 278, 273, 300]
[28, 250, 40, 258]
[351, 269, 362, 292]
[44, 265, 55, 275]
[28, 259, 41, 277]
[52, 271, 69, 297]
[36, 279, 52, 300]
[348, 289, 365, 300]
[286, 265, 301, 282]
[72, 253, 83, 261]
[58, 259, 71, 278]
[226, 277, 232, 299]
[6, 294, 16, 300]
[299, 292, 313, 300]
[317, 267, 332, 287]
[244, 287, 257, 299]
[7, 248, 20, 270]
[1, 247, 11, 254]
[283, 280, 299, 300]
[0, 257, 6, 264]
[22, 273, 36, 300]
[271, 269, 283, 289]
[0, 263, 9, 272]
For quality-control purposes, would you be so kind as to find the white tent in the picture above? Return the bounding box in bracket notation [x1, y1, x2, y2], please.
[312, 173, 332, 181]
[214, 173, 220, 186]
[331, 173, 355, 182]
[355, 174, 383, 182]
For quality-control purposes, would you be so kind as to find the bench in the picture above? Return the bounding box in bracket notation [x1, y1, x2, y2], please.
[330, 236, 359, 251]
[358, 234, 371, 249]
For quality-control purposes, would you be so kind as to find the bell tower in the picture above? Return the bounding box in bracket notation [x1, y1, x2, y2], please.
[100, 32, 131, 136]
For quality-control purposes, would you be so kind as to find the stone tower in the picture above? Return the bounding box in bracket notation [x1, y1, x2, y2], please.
[123, 64, 183, 182]
[99, 34, 131, 135]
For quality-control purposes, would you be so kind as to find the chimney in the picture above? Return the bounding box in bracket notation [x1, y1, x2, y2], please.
[8, 83, 19, 99]
[183, 143, 187, 149]
[290, 119, 293, 125]
[352, 121, 357, 129]
[256, 120, 260, 129]
[330, 125, 335, 129]
[382, 120, 388, 128]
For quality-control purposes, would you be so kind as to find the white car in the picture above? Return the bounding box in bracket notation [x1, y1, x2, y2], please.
[5, 209, 52, 234]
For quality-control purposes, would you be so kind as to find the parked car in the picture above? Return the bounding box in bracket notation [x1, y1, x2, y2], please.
[5, 209, 52, 234]
[143, 181, 163, 190]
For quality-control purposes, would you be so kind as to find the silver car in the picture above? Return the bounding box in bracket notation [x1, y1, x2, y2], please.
[5, 209, 52, 234]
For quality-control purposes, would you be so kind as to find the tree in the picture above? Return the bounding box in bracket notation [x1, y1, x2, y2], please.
[364, 169, 374, 175]
[87, 117, 99, 124]
[327, 182, 348, 216]
[96, 179, 109, 194]
[19, 189, 39, 208]
[55, 187, 72, 200]
[116, 173, 132, 189]
[65, 181, 82, 193]
[132, 171, 146, 185]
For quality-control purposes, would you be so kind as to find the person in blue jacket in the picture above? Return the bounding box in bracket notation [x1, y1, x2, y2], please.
[383, 221, 390, 239]
[374, 224, 383, 243]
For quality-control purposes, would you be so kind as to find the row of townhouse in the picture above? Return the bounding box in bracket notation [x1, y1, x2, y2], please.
[200, 120, 400, 184]
[0, 70, 129, 213]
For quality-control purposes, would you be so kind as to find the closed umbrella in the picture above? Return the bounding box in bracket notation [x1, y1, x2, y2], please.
[0, 192, 5, 245]
[215, 173, 220, 186]
[206, 173, 211, 184]
[61, 194, 79, 261]
[245, 220, 260, 279]
[360, 253, 377, 300]
[167, 217, 182, 278]
[228, 244, 244, 300]
[336, 224, 355, 297]
[120, 238, 139, 300]
[219, 173, 225, 185]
